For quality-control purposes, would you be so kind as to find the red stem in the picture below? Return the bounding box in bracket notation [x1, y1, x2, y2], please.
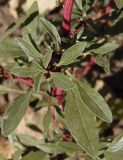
[15, 77, 34, 87]
[62, 0, 74, 36]
[0, 66, 34, 87]
[82, 55, 95, 75]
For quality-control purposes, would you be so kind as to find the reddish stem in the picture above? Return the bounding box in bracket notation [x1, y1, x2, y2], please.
[0, 66, 34, 87]
[15, 77, 34, 87]
[62, 0, 75, 36]
[52, 87, 64, 108]
[82, 55, 95, 75]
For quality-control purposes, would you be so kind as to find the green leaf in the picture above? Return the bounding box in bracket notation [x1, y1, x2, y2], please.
[0, 85, 24, 94]
[55, 106, 67, 129]
[57, 142, 81, 154]
[26, 1, 39, 38]
[114, 0, 123, 9]
[42, 48, 52, 68]
[65, 89, 99, 158]
[17, 134, 64, 154]
[57, 42, 87, 66]
[11, 67, 40, 78]
[0, 39, 25, 58]
[21, 151, 48, 160]
[1, 2, 39, 41]
[52, 72, 77, 90]
[2, 89, 32, 136]
[17, 134, 41, 146]
[1, 15, 27, 41]
[77, 27, 84, 40]
[95, 54, 111, 73]
[43, 107, 51, 136]
[72, 7, 83, 17]
[13, 149, 22, 160]
[34, 73, 43, 94]
[18, 38, 42, 61]
[90, 43, 119, 55]
[40, 18, 61, 51]
[36, 143, 65, 154]
[107, 134, 123, 152]
[32, 61, 43, 70]
[75, 0, 82, 11]
[76, 80, 112, 123]
[0, 116, 3, 128]
[105, 151, 123, 160]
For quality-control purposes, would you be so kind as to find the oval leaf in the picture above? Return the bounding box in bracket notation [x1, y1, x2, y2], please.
[34, 73, 43, 94]
[2, 89, 32, 136]
[0, 85, 23, 94]
[17, 134, 41, 146]
[26, 1, 39, 38]
[1, 15, 27, 41]
[57, 42, 87, 66]
[0, 39, 25, 58]
[0, 116, 3, 128]
[76, 80, 112, 123]
[114, 0, 123, 9]
[105, 151, 123, 160]
[42, 48, 52, 68]
[18, 38, 41, 61]
[11, 67, 40, 78]
[40, 18, 61, 51]
[13, 149, 22, 160]
[65, 89, 99, 158]
[17, 134, 64, 154]
[36, 143, 65, 154]
[90, 43, 119, 55]
[107, 134, 123, 152]
[52, 72, 77, 90]
[21, 151, 48, 160]
[43, 107, 51, 136]
[57, 142, 81, 154]
[1, 2, 38, 41]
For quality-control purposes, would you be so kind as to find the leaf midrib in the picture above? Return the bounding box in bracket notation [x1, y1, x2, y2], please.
[78, 83, 111, 122]
[72, 91, 96, 156]
[3, 94, 29, 135]
[52, 74, 76, 90]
